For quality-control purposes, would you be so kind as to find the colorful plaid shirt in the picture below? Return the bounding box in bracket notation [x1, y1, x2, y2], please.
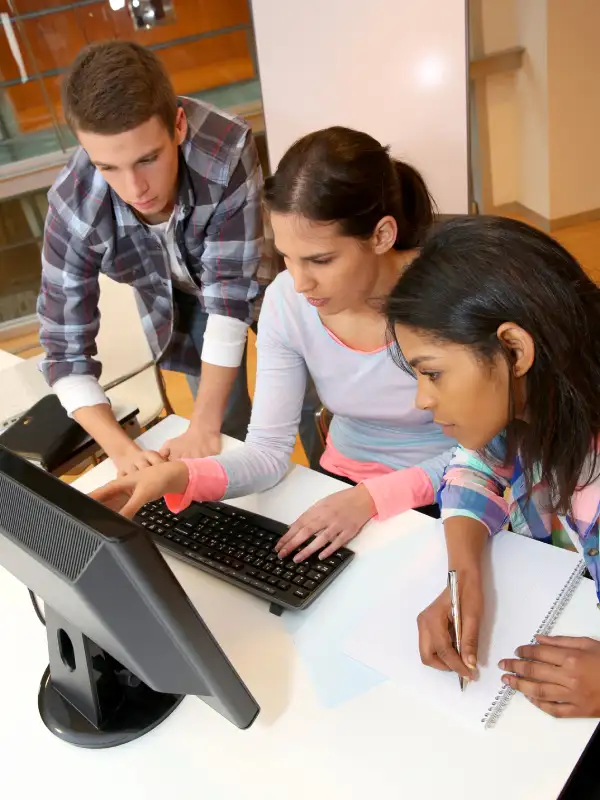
[38, 97, 271, 384]
[440, 435, 600, 601]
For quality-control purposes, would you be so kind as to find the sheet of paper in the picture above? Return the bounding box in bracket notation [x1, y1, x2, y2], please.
[283, 529, 433, 708]
[344, 529, 583, 730]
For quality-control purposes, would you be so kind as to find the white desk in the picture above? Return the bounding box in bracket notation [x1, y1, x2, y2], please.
[0, 349, 21, 371]
[0, 415, 597, 800]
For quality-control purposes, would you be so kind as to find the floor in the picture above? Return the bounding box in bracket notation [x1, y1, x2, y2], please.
[1, 215, 599, 472]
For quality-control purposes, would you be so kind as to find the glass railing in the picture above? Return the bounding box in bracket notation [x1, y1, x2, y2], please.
[0, 0, 262, 165]
[0, 0, 264, 329]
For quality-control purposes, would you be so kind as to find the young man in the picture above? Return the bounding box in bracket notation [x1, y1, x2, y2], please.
[38, 41, 273, 477]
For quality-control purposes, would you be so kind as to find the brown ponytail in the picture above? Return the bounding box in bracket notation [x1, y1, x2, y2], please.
[392, 159, 435, 249]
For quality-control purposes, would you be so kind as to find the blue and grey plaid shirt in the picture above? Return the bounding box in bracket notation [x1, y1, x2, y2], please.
[38, 96, 267, 384]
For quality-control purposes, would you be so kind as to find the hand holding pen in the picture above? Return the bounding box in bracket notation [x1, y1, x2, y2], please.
[417, 569, 483, 683]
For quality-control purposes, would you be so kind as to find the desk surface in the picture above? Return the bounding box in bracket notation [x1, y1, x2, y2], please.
[0, 415, 598, 800]
[0, 349, 22, 371]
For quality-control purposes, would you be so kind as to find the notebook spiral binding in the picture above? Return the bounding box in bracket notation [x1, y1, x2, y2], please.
[482, 557, 586, 730]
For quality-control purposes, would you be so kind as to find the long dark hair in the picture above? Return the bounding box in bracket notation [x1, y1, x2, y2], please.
[385, 215, 600, 512]
[264, 127, 435, 250]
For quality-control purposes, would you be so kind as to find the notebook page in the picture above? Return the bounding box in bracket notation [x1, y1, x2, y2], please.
[344, 527, 584, 731]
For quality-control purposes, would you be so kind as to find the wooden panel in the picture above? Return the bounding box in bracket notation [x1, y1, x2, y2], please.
[0, 0, 254, 134]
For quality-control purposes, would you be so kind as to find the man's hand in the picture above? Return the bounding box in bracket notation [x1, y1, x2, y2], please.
[89, 461, 190, 519]
[417, 570, 483, 680]
[274, 485, 376, 562]
[112, 443, 165, 478]
[499, 635, 600, 718]
[72, 403, 164, 477]
[159, 424, 222, 461]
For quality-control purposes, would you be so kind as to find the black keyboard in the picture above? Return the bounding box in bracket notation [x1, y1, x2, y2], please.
[134, 499, 354, 612]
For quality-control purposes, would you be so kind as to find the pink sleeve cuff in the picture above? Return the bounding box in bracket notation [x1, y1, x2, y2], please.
[164, 458, 228, 514]
[361, 466, 435, 521]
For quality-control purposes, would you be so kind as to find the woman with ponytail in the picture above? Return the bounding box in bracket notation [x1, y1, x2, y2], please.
[91, 127, 456, 561]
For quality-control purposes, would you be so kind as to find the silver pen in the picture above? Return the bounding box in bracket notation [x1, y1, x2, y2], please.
[448, 570, 467, 692]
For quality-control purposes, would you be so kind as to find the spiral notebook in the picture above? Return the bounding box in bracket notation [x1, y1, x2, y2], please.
[344, 528, 587, 731]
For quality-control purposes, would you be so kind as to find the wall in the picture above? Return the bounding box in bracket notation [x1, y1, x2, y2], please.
[479, 0, 520, 207]
[251, 0, 469, 213]
[481, 0, 600, 223]
[515, 0, 550, 219]
[547, 0, 600, 220]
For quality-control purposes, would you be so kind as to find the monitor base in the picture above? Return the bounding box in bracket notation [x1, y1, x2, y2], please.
[38, 665, 184, 749]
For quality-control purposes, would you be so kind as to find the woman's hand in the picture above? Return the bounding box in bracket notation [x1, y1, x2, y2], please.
[417, 569, 483, 680]
[499, 635, 600, 718]
[274, 485, 376, 562]
[89, 461, 190, 519]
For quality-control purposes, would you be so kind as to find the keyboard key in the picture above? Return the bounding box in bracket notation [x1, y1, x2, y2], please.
[304, 580, 316, 590]
[262, 563, 274, 573]
[294, 589, 309, 599]
[253, 558, 264, 568]
[315, 564, 331, 574]
[268, 577, 279, 586]
[206, 502, 234, 517]
[277, 581, 290, 591]
[272, 567, 284, 577]
[266, 553, 277, 562]
[293, 575, 305, 586]
[246, 568, 257, 577]
[283, 571, 294, 581]
[257, 572, 270, 582]
[307, 570, 324, 581]
[257, 550, 268, 559]
[230, 561, 243, 571]
[195, 506, 222, 521]
[296, 565, 308, 575]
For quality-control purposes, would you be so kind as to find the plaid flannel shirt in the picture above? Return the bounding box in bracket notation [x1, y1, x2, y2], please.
[38, 97, 274, 384]
[440, 434, 600, 602]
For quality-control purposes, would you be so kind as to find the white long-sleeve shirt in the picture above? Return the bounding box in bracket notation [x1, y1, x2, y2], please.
[210, 270, 455, 499]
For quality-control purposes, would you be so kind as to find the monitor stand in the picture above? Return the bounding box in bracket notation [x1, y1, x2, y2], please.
[38, 607, 184, 748]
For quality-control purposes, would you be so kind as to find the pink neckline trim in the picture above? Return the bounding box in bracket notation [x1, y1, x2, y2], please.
[323, 324, 388, 354]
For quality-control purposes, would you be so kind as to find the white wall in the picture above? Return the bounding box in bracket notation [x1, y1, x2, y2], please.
[547, 0, 600, 220]
[481, 0, 600, 221]
[479, 0, 520, 207]
[251, 0, 469, 214]
[515, 0, 550, 219]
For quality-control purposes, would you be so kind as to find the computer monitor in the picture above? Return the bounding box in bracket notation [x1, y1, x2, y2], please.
[0, 446, 259, 748]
